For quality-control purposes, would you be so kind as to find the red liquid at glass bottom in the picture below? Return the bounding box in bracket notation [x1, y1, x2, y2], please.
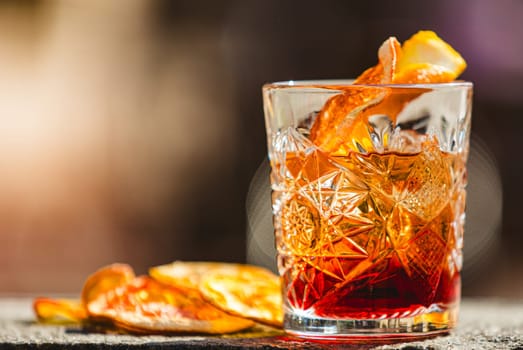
[279, 254, 461, 338]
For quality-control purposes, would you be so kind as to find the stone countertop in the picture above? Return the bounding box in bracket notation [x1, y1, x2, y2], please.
[1, 298, 522, 349]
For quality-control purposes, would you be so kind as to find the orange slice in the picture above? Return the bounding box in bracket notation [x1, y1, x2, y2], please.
[33, 298, 87, 324]
[199, 264, 283, 327]
[81, 263, 135, 311]
[149, 261, 237, 289]
[86, 275, 254, 334]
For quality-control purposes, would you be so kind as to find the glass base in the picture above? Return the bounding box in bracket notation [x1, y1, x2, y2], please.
[284, 307, 458, 340]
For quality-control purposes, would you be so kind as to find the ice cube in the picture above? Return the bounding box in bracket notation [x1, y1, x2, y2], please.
[367, 114, 394, 153]
[270, 128, 315, 187]
[388, 128, 428, 154]
[395, 88, 470, 153]
[400, 142, 452, 221]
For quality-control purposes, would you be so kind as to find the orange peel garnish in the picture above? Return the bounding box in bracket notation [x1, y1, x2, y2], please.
[397, 30, 466, 82]
[354, 37, 402, 84]
[309, 30, 467, 155]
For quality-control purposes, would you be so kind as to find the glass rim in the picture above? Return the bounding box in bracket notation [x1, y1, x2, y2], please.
[263, 79, 473, 90]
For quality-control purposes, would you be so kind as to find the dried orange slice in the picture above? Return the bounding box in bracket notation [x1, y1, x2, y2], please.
[199, 264, 283, 327]
[81, 263, 135, 311]
[86, 275, 254, 334]
[33, 264, 134, 326]
[33, 298, 87, 324]
[149, 261, 237, 289]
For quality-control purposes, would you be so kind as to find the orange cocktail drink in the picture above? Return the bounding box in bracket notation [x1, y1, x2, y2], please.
[263, 31, 472, 338]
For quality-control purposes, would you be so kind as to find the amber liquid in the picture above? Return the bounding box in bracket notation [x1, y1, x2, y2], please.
[272, 140, 466, 319]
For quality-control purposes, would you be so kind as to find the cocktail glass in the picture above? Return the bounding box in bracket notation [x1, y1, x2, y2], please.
[262, 80, 472, 338]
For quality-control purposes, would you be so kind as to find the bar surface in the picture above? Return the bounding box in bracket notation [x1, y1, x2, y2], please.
[1, 298, 522, 349]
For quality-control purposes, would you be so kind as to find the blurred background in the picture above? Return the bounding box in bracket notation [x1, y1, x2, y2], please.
[0, 0, 521, 298]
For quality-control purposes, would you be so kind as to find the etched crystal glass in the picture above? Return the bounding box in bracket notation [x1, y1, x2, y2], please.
[262, 80, 473, 338]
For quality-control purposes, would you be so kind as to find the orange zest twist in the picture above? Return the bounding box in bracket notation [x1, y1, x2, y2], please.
[309, 31, 467, 155]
